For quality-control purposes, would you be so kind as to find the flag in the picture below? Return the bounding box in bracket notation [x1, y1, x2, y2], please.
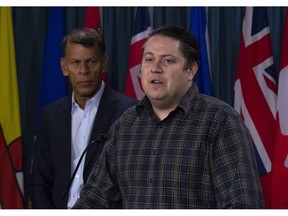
[84, 6, 101, 33]
[270, 7, 288, 209]
[234, 7, 277, 208]
[0, 7, 25, 208]
[83, 7, 107, 83]
[190, 7, 212, 95]
[36, 7, 67, 129]
[124, 7, 152, 99]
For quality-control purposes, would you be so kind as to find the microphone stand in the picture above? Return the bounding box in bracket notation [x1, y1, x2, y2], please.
[61, 133, 108, 208]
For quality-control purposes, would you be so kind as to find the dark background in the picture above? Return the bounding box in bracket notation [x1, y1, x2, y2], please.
[11, 7, 286, 206]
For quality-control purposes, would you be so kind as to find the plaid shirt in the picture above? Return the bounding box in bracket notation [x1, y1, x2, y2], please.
[73, 84, 264, 209]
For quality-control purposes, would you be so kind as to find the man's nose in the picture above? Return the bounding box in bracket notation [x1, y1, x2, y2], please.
[151, 60, 163, 73]
[79, 61, 89, 75]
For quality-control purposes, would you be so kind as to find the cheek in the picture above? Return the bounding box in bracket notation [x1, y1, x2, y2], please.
[92, 64, 104, 75]
[68, 73, 77, 84]
[91, 68, 103, 82]
[140, 69, 149, 85]
[140, 72, 145, 88]
[169, 72, 187, 86]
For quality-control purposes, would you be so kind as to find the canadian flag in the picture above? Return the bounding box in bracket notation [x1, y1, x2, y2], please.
[124, 7, 152, 99]
[270, 7, 288, 209]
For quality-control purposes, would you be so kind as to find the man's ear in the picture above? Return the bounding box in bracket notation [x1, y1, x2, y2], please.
[102, 54, 109, 74]
[60, 58, 69, 77]
[187, 62, 198, 81]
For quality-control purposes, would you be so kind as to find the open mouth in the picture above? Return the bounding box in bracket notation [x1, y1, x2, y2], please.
[151, 79, 163, 84]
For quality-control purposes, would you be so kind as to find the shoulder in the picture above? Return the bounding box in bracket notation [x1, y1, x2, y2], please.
[195, 93, 242, 122]
[41, 95, 71, 113]
[194, 94, 252, 144]
[102, 85, 138, 106]
[198, 94, 236, 112]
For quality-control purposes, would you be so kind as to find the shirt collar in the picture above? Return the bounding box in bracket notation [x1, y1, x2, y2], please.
[177, 83, 199, 114]
[71, 81, 105, 114]
[136, 83, 199, 116]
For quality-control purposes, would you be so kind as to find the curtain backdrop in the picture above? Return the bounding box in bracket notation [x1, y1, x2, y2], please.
[11, 7, 286, 207]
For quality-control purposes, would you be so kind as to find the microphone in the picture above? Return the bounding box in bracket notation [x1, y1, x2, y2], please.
[61, 133, 108, 208]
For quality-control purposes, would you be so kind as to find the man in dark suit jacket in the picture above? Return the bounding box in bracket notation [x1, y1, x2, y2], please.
[28, 28, 138, 208]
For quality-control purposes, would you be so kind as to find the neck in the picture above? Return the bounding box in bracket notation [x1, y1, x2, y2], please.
[75, 96, 90, 109]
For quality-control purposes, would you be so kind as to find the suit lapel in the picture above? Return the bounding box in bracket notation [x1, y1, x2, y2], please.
[57, 95, 73, 180]
[84, 86, 117, 179]
[90, 85, 117, 140]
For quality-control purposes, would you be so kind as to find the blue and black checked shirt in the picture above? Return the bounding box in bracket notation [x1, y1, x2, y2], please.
[73, 84, 265, 209]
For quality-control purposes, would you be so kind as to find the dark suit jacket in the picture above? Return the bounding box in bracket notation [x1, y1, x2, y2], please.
[29, 85, 138, 208]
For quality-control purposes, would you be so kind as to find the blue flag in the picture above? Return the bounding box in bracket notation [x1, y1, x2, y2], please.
[36, 7, 67, 129]
[190, 7, 212, 95]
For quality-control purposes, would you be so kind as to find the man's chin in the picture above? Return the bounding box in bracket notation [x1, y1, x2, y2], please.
[79, 91, 96, 99]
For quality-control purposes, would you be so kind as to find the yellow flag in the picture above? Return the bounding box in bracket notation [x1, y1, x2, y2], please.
[0, 7, 24, 209]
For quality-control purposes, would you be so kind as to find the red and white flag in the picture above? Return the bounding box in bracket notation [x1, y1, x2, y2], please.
[84, 7, 101, 33]
[234, 7, 277, 208]
[124, 7, 152, 99]
[270, 7, 288, 209]
[84, 7, 107, 83]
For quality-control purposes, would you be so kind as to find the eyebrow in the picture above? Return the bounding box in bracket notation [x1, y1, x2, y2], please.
[69, 56, 98, 61]
[143, 52, 175, 58]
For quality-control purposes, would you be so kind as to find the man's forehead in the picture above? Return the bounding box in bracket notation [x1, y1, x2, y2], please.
[143, 36, 181, 54]
[146, 35, 179, 45]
